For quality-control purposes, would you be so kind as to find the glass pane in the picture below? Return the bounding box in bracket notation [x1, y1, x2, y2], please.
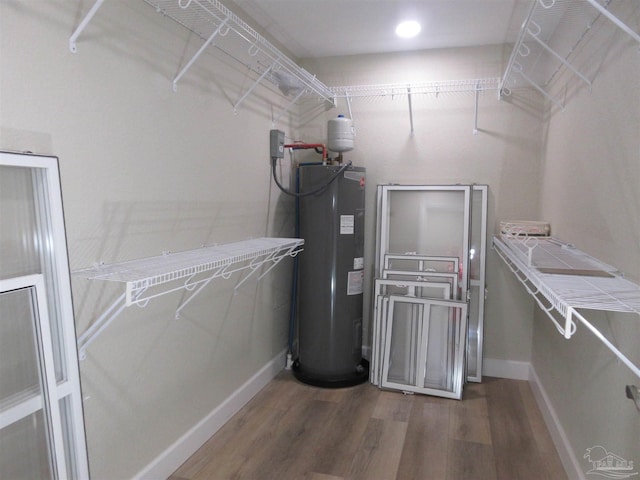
[0, 410, 54, 480]
[0, 166, 40, 280]
[385, 255, 457, 274]
[0, 288, 41, 405]
[422, 304, 455, 390]
[0, 165, 67, 383]
[386, 302, 419, 385]
[388, 190, 466, 260]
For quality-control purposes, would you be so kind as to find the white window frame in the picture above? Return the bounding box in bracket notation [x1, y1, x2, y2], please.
[381, 295, 468, 400]
[1, 152, 89, 479]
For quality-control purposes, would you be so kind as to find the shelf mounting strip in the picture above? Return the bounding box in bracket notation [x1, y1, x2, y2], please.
[73, 237, 303, 359]
[493, 234, 640, 379]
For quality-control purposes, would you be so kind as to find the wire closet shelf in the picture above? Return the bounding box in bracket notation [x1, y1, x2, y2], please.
[70, 0, 336, 113]
[330, 78, 501, 135]
[500, 0, 640, 110]
[74, 237, 304, 358]
[493, 230, 640, 379]
[144, 0, 336, 110]
[330, 78, 501, 99]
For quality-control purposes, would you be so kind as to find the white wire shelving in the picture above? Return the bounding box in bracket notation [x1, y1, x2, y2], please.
[493, 233, 640, 379]
[73, 237, 303, 358]
[69, 0, 335, 116]
[69, 1, 501, 133]
[500, 0, 640, 110]
[330, 78, 501, 135]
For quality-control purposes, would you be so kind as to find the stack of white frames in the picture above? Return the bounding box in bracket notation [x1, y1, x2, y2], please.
[371, 254, 468, 399]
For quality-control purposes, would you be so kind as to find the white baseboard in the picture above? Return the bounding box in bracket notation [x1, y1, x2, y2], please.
[133, 349, 287, 480]
[528, 365, 586, 480]
[482, 357, 531, 380]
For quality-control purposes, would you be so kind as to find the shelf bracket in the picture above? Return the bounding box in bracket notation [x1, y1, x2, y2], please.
[407, 87, 414, 136]
[233, 244, 299, 291]
[525, 23, 592, 89]
[69, 0, 106, 53]
[172, 17, 230, 92]
[473, 81, 480, 134]
[573, 308, 640, 379]
[585, 0, 640, 44]
[256, 244, 301, 282]
[513, 62, 564, 110]
[345, 92, 353, 121]
[234, 62, 277, 114]
[174, 264, 229, 319]
[274, 87, 307, 124]
[77, 292, 127, 360]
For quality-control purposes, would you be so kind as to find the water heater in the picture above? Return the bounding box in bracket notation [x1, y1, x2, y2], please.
[294, 164, 368, 387]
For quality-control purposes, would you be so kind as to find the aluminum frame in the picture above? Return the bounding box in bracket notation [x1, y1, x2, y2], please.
[371, 278, 452, 387]
[381, 295, 468, 400]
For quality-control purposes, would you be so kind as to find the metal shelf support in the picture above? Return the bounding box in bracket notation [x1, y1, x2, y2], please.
[584, 0, 640, 44]
[234, 62, 277, 114]
[172, 16, 230, 92]
[69, 0, 106, 53]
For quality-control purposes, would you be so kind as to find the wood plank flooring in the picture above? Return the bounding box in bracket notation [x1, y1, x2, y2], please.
[170, 372, 567, 480]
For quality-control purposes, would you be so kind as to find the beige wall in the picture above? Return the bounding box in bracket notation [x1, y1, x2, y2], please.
[1, 1, 298, 478]
[533, 1, 640, 471]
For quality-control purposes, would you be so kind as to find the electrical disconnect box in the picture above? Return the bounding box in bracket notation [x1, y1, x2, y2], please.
[270, 129, 285, 159]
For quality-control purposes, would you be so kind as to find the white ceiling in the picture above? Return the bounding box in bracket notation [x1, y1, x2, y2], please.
[229, 0, 533, 59]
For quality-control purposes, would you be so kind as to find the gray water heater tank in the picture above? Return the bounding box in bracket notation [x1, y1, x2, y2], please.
[294, 164, 368, 387]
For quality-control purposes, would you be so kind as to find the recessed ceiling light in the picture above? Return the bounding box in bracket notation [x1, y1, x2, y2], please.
[395, 20, 421, 38]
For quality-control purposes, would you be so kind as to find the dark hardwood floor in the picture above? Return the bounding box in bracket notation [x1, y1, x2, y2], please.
[170, 371, 567, 480]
